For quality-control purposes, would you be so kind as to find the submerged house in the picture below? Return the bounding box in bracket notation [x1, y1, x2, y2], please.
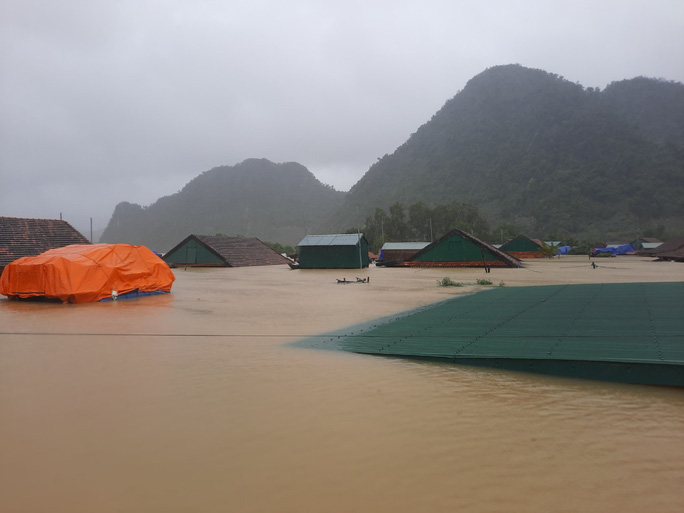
[384, 229, 521, 268]
[639, 236, 684, 262]
[631, 237, 663, 252]
[1, 244, 175, 303]
[163, 235, 290, 267]
[297, 234, 369, 269]
[499, 235, 546, 259]
[377, 242, 430, 265]
[0, 216, 90, 274]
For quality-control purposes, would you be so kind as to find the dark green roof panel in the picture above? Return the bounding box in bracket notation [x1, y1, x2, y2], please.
[164, 237, 224, 265]
[415, 232, 501, 262]
[298, 282, 684, 386]
[500, 236, 541, 252]
[297, 234, 369, 269]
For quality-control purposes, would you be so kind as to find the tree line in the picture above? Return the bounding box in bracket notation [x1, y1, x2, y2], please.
[349, 201, 505, 252]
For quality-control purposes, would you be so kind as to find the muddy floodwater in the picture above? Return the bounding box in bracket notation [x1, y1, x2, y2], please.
[1, 256, 683, 512]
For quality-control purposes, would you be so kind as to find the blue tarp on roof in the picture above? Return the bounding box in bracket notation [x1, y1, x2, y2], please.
[556, 245, 571, 255]
[591, 247, 616, 256]
[614, 243, 635, 255]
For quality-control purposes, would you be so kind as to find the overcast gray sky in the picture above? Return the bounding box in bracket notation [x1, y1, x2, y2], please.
[2, 0, 683, 236]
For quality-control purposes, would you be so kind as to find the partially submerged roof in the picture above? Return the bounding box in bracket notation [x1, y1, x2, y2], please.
[0, 216, 90, 270]
[500, 235, 543, 252]
[298, 234, 367, 247]
[299, 282, 684, 387]
[640, 236, 684, 260]
[164, 235, 290, 267]
[641, 242, 663, 250]
[393, 229, 521, 268]
[380, 242, 430, 251]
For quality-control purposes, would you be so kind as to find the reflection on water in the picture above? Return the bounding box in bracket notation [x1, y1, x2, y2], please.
[1, 267, 683, 513]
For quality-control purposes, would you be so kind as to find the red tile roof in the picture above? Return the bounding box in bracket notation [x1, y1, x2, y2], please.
[0, 217, 90, 270]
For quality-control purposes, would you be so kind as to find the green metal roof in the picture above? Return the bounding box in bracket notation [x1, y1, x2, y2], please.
[500, 235, 542, 252]
[298, 282, 684, 386]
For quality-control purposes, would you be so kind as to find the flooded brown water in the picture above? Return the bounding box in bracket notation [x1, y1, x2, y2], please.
[1, 257, 683, 512]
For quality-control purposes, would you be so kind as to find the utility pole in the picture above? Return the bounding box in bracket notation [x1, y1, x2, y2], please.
[357, 207, 362, 269]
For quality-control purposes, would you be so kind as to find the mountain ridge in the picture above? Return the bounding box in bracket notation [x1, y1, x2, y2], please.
[335, 64, 684, 239]
[100, 158, 345, 251]
[101, 65, 684, 249]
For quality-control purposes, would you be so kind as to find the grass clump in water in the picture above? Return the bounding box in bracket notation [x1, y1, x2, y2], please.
[438, 277, 463, 287]
[476, 278, 493, 285]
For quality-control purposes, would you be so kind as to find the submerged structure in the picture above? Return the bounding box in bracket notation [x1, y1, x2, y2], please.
[376, 242, 430, 265]
[299, 282, 684, 387]
[163, 235, 290, 267]
[499, 235, 547, 259]
[384, 229, 521, 268]
[297, 234, 369, 269]
[639, 236, 684, 262]
[0, 244, 175, 303]
[0, 216, 90, 274]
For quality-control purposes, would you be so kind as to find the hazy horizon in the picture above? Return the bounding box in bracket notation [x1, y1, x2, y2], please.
[2, 0, 683, 236]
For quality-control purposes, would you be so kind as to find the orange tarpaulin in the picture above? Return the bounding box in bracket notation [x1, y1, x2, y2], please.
[0, 244, 175, 303]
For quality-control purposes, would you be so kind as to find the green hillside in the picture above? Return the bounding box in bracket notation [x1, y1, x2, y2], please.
[101, 65, 684, 250]
[100, 159, 345, 251]
[336, 64, 684, 241]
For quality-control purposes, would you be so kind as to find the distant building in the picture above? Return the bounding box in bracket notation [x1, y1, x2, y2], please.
[500, 235, 546, 259]
[638, 236, 684, 262]
[377, 242, 430, 264]
[297, 234, 369, 269]
[163, 235, 290, 267]
[631, 237, 663, 251]
[385, 229, 521, 268]
[0, 217, 90, 274]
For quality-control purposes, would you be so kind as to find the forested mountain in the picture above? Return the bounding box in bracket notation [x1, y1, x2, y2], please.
[102, 65, 684, 250]
[100, 159, 344, 251]
[336, 64, 684, 241]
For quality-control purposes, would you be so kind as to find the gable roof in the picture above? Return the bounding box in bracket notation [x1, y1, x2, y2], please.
[639, 236, 684, 260]
[0, 217, 90, 270]
[396, 229, 522, 268]
[640, 236, 684, 253]
[165, 235, 290, 267]
[297, 234, 367, 247]
[500, 235, 543, 252]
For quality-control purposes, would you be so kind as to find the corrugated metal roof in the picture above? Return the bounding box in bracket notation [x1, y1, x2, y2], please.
[500, 235, 542, 252]
[381, 242, 430, 251]
[298, 234, 365, 247]
[398, 229, 522, 268]
[300, 282, 684, 386]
